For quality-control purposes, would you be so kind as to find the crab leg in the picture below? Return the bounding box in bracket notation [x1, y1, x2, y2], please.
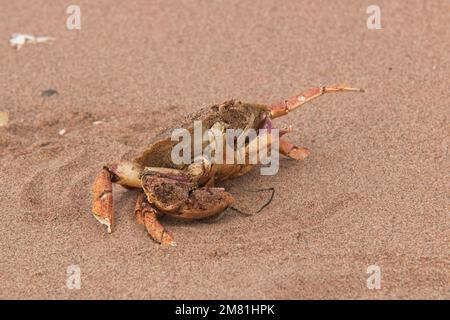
[141, 200, 176, 246]
[92, 161, 142, 233]
[278, 126, 310, 160]
[269, 85, 364, 118]
[134, 193, 146, 225]
[279, 139, 310, 160]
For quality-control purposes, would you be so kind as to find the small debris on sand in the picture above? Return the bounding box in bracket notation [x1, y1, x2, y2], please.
[0, 112, 9, 127]
[41, 89, 59, 97]
[92, 120, 103, 125]
[58, 128, 66, 136]
[9, 33, 56, 50]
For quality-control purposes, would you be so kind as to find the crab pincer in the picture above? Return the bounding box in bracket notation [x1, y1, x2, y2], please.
[92, 168, 114, 233]
[134, 193, 176, 246]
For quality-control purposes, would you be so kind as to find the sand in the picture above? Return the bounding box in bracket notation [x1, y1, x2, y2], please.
[0, 0, 448, 299]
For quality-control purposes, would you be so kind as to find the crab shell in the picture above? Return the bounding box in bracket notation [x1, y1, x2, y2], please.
[131, 100, 269, 182]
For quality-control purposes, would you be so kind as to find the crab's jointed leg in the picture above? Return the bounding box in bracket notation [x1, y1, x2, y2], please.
[92, 161, 142, 233]
[279, 139, 310, 160]
[269, 85, 364, 119]
[134, 193, 176, 246]
[278, 126, 310, 161]
[264, 85, 363, 160]
[134, 193, 146, 226]
[143, 204, 176, 246]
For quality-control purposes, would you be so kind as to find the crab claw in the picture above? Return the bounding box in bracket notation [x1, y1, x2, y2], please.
[142, 201, 177, 246]
[92, 168, 114, 233]
[178, 188, 235, 219]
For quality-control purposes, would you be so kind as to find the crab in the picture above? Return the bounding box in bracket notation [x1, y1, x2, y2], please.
[92, 85, 363, 245]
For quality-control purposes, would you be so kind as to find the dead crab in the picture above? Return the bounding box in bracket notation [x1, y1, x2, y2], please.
[92, 85, 363, 245]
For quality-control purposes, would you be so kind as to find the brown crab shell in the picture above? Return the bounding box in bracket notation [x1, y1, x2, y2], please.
[133, 100, 268, 169]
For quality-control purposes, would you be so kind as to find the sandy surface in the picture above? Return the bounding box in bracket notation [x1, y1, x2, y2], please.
[0, 0, 448, 299]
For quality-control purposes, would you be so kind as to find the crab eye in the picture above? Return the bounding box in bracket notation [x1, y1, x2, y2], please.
[109, 171, 120, 183]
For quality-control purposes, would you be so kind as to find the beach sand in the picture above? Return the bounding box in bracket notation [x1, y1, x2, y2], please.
[0, 0, 448, 299]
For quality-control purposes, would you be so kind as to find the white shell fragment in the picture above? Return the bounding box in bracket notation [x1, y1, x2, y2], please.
[0, 112, 9, 127]
[58, 128, 66, 136]
[9, 33, 56, 50]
